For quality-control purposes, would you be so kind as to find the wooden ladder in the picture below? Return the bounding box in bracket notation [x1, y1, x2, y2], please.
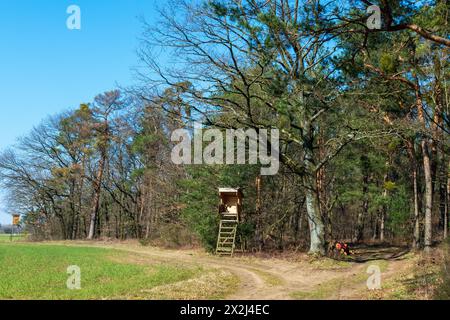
[216, 216, 238, 257]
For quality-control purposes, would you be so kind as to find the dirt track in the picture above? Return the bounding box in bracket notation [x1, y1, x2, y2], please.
[54, 241, 414, 300]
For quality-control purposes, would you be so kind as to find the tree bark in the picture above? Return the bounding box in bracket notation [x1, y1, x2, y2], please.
[445, 160, 450, 239]
[413, 167, 421, 248]
[87, 152, 106, 240]
[422, 139, 433, 252]
[354, 155, 370, 243]
[255, 175, 264, 251]
[415, 90, 433, 252]
[380, 209, 385, 242]
[406, 139, 421, 249]
[304, 140, 326, 255]
[380, 171, 389, 243]
[439, 154, 447, 233]
[305, 186, 325, 255]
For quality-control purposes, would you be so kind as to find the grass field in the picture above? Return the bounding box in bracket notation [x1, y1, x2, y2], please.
[0, 243, 237, 300]
[1, 241, 440, 300]
[0, 234, 26, 243]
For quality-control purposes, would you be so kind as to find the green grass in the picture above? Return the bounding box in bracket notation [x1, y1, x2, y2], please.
[0, 234, 26, 243]
[0, 243, 211, 300]
[308, 257, 352, 270]
[291, 277, 346, 300]
[249, 268, 284, 287]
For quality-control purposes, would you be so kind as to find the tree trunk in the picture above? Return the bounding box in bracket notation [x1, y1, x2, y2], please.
[304, 136, 326, 255]
[438, 153, 447, 235]
[407, 139, 421, 249]
[354, 200, 368, 243]
[305, 165, 325, 254]
[432, 62, 444, 234]
[372, 215, 378, 241]
[87, 154, 105, 240]
[72, 159, 85, 240]
[354, 156, 370, 243]
[415, 89, 433, 252]
[413, 167, 421, 248]
[305, 186, 325, 255]
[422, 139, 433, 252]
[255, 175, 264, 251]
[445, 160, 450, 239]
[380, 209, 385, 242]
[380, 171, 389, 243]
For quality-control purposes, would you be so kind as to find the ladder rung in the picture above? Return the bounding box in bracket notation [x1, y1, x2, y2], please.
[217, 217, 238, 256]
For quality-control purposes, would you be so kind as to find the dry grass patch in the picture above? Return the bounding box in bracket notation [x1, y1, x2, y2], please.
[138, 270, 240, 300]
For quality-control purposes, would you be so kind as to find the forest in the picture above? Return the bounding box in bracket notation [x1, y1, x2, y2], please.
[0, 0, 448, 256]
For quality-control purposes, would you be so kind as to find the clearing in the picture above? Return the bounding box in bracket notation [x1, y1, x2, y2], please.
[0, 241, 434, 300]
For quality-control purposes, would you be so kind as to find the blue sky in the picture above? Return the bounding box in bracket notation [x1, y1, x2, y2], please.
[0, 0, 161, 224]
